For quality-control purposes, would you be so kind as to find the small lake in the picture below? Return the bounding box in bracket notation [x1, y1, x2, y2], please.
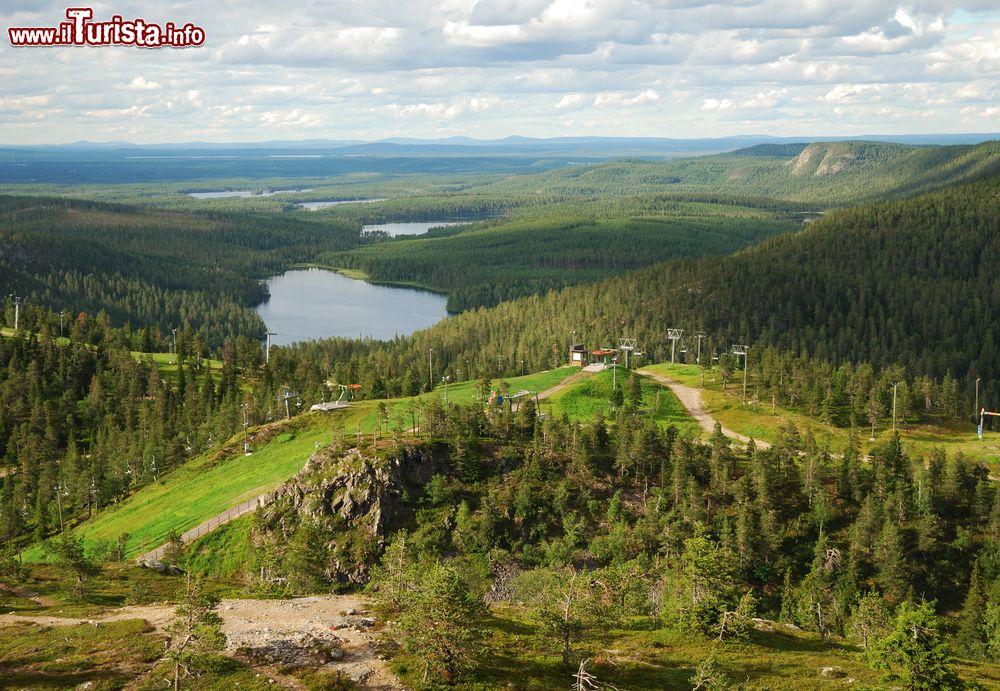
[255, 269, 448, 345]
[297, 199, 385, 210]
[188, 188, 312, 199]
[361, 221, 465, 237]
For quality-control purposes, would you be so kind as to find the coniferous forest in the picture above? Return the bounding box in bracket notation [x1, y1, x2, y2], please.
[1, 141, 999, 689]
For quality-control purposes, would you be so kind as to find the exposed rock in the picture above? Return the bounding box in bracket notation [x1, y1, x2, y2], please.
[819, 666, 847, 679]
[136, 558, 184, 576]
[240, 632, 345, 667]
[255, 445, 440, 586]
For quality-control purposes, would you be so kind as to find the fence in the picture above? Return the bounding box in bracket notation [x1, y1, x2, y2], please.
[136, 491, 272, 563]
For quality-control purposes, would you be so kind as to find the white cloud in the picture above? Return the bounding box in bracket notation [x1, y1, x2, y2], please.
[0, 0, 997, 142]
[126, 77, 161, 90]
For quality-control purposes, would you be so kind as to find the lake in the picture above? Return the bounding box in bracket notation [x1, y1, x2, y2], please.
[255, 269, 448, 345]
[187, 188, 312, 199]
[297, 198, 385, 210]
[361, 221, 465, 237]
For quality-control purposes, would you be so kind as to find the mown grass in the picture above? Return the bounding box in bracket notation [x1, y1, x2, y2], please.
[184, 514, 254, 582]
[25, 415, 336, 562]
[135, 352, 225, 385]
[643, 362, 1000, 464]
[545, 369, 700, 437]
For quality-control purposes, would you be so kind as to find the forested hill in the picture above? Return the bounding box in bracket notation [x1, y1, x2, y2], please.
[321, 175, 999, 403]
[484, 140, 1000, 205]
[0, 196, 361, 345]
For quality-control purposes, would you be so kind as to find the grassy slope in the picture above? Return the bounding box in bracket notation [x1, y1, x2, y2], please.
[644, 362, 1000, 463]
[545, 368, 700, 437]
[27, 367, 581, 562]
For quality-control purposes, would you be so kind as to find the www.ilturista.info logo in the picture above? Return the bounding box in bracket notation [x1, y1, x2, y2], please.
[8, 7, 205, 48]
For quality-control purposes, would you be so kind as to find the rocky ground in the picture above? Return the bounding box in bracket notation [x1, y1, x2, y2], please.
[0, 593, 402, 690]
[220, 594, 401, 689]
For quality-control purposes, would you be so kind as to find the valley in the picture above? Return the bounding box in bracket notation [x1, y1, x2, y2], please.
[1, 137, 999, 690]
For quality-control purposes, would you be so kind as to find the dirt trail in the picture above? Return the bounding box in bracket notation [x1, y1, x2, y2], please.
[0, 594, 402, 689]
[638, 369, 771, 450]
[511, 368, 593, 412]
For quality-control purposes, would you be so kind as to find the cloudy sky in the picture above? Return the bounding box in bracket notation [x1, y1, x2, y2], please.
[1, 0, 997, 144]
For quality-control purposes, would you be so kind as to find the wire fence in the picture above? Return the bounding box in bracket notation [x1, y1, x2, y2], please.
[135, 491, 272, 563]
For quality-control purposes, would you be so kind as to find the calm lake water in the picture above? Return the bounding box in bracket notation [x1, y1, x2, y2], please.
[255, 269, 448, 345]
[361, 221, 464, 236]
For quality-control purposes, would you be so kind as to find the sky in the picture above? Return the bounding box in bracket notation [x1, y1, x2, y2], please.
[1, 0, 998, 144]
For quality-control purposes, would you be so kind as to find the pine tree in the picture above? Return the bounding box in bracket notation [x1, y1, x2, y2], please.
[865, 600, 964, 690]
[956, 558, 988, 659]
[165, 572, 225, 691]
[397, 561, 487, 683]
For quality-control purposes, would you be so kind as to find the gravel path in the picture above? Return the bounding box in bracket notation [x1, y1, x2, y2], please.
[638, 369, 771, 449]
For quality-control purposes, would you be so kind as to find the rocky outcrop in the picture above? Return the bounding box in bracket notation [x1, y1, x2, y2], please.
[255, 444, 440, 585]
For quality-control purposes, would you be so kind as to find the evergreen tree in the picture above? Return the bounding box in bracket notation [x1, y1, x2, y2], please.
[165, 573, 225, 691]
[956, 558, 988, 659]
[397, 561, 487, 683]
[865, 600, 964, 691]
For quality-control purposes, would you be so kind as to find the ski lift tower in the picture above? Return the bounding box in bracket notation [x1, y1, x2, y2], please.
[276, 386, 299, 420]
[7, 294, 21, 332]
[667, 329, 684, 364]
[618, 337, 636, 369]
[732, 345, 749, 404]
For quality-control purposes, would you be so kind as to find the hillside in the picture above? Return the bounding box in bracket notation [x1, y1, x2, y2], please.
[297, 175, 1000, 413]
[483, 140, 1000, 205]
[0, 196, 361, 345]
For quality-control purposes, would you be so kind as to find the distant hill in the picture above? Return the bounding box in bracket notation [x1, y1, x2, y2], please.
[487, 140, 1000, 205]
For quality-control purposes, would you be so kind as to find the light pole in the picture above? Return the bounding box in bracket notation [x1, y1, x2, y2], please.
[732, 345, 749, 404]
[265, 331, 276, 364]
[892, 381, 899, 432]
[242, 403, 251, 456]
[975, 377, 981, 426]
[170, 328, 177, 362]
[428, 347, 433, 391]
[442, 375, 450, 405]
[696, 332, 705, 364]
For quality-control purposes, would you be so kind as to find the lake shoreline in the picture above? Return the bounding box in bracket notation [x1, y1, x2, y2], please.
[254, 266, 449, 345]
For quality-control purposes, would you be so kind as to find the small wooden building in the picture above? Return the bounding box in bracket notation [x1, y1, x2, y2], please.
[569, 343, 588, 366]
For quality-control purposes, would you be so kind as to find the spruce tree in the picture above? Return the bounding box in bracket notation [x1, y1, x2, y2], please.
[957, 558, 988, 659]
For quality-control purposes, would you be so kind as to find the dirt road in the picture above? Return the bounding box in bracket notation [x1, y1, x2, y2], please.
[512, 368, 593, 412]
[638, 368, 771, 449]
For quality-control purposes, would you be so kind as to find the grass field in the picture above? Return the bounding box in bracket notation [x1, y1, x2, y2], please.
[644, 363, 1000, 464]
[544, 368, 700, 437]
[137, 352, 225, 385]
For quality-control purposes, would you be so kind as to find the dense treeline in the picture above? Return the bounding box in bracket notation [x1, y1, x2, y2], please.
[0, 320, 299, 544]
[293, 176, 999, 410]
[325, 204, 799, 311]
[252, 395, 997, 685]
[0, 196, 363, 345]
